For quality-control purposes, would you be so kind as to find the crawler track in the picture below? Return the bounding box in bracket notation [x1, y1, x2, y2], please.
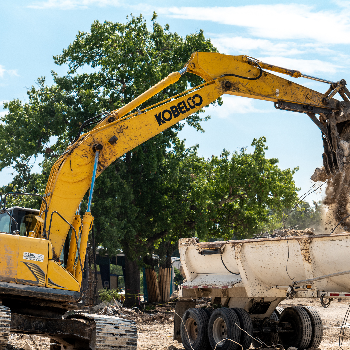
[0, 306, 10, 349]
[93, 313, 137, 350]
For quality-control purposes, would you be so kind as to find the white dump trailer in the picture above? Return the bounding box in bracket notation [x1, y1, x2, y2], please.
[174, 233, 350, 350]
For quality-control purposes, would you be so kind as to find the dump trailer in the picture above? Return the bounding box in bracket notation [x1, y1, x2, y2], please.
[175, 233, 350, 350]
[1, 51, 350, 349]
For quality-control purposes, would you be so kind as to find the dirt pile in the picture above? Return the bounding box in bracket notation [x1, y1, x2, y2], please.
[271, 227, 316, 237]
[93, 301, 175, 325]
[257, 227, 316, 238]
[8, 334, 50, 350]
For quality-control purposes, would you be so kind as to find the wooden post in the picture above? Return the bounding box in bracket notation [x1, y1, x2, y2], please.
[145, 268, 160, 303]
[158, 267, 171, 302]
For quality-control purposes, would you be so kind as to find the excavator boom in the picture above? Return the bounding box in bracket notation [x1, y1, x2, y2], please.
[36, 52, 348, 261]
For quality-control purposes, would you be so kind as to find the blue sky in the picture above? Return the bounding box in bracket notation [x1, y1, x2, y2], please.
[1, 0, 350, 203]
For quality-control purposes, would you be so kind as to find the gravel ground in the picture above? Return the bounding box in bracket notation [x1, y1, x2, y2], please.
[6, 298, 350, 349]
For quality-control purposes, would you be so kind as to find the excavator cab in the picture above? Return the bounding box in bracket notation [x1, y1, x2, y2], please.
[0, 206, 39, 236]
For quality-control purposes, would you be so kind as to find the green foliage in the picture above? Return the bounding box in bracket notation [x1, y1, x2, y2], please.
[98, 288, 121, 303]
[144, 304, 156, 311]
[284, 200, 322, 230]
[202, 137, 299, 239]
[174, 267, 184, 289]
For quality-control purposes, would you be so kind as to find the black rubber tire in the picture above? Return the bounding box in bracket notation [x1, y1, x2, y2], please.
[181, 308, 211, 350]
[278, 306, 312, 350]
[303, 306, 323, 348]
[208, 308, 241, 350]
[203, 307, 213, 319]
[233, 308, 253, 350]
[270, 309, 282, 346]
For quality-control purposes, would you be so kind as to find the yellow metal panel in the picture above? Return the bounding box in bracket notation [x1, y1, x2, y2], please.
[17, 236, 49, 287]
[0, 233, 50, 286]
[187, 52, 338, 109]
[66, 215, 81, 274]
[0, 233, 20, 283]
[47, 260, 80, 291]
[75, 212, 93, 284]
[187, 52, 250, 81]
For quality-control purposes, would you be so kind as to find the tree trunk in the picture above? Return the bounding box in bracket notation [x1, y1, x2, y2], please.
[123, 256, 140, 307]
[145, 268, 160, 303]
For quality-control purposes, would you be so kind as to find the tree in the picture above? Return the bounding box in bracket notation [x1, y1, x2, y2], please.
[0, 14, 218, 306]
[284, 200, 322, 230]
[203, 137, 299, 239]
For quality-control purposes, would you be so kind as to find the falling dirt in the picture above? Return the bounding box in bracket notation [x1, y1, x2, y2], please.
[311, 122, 350, 234]
[322, 164, 350, 233]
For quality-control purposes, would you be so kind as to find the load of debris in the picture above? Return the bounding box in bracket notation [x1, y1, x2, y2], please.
[271, 227, 315, 237]
[257, 227, 316, 239]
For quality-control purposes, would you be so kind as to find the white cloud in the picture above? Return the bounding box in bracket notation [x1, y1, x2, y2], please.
[0, 65, 18, 79]
[29, 0, 122, 10]
[205, 95, 267, 119]
[210, 35, 304, 57]
[158, 4, 350, 44]
[0, 66, 5, 78]
[259, 56, 341, 75]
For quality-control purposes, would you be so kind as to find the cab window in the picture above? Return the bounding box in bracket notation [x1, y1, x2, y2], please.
[0, 212, 11, 233]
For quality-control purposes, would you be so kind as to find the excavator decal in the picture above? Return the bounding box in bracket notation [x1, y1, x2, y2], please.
[154, 93, 204, 126]
[22, 261, 45, 286]
[47, 278, 65, 289]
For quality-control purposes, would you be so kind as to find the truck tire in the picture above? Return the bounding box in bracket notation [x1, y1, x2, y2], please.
[181, 308, 210, 350]
[278, 306, 312, 350]
[303, 306, 323, 348]
[208, 308, 241, 350]
[270, 308, 283, 345]
[233, 308, 253, 350]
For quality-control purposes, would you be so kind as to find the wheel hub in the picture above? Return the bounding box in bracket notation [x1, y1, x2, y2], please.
[212, 317, 227, 344]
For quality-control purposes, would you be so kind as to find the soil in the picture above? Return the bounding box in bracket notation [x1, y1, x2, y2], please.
[271, 228, 316, 237]
[6, 298, 350, 350]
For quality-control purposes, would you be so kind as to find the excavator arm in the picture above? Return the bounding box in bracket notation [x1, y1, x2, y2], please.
[35, 52, 350, 283]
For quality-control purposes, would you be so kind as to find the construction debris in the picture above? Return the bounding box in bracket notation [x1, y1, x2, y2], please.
[271, 227, 315, 237]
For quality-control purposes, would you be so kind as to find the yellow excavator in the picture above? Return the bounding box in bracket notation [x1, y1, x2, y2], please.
[0, 52, 348, 349]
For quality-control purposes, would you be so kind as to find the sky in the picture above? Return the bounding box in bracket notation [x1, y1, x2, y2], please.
[1, 0, 350, 204]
